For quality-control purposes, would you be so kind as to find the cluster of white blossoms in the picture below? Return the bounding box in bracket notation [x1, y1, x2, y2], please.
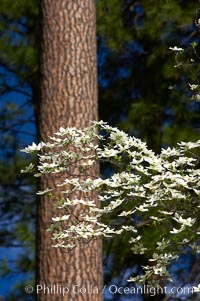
[21, 121, 200, 285]
[169, 43, 200, 102]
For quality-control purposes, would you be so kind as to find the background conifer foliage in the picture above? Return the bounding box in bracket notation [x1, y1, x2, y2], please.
[0, 0, 200, 300]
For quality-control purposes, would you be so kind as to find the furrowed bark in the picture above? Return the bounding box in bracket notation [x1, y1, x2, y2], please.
[36, 1, 103, 300]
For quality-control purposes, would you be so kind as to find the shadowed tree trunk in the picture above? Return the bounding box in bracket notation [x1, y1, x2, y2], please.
[36, 1, 103, 300]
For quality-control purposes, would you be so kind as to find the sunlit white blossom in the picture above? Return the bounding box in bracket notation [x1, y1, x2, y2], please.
[52, 215, 70, 222]
[21, 142, 45, 153]
[36, 188, 53, 195]
[21, 120, 200, 286]
[189, 83, 199, 90]
[172, 213, 196, 227]
[169, 46, 184, 52]
[192, 284, 200, 292]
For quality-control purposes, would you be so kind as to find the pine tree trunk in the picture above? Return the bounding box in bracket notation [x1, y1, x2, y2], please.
[36, 1, 103, 300]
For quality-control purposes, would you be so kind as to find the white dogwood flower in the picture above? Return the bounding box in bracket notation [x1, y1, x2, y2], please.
[21, 120, 200, 286]
[173, 213, 196, 227]
[189, 83, 198, 90]
[52, 215, 70, 222]
[169, 46, 184, 51]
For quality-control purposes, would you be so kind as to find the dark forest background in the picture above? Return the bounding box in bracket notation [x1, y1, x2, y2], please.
[0, 1, 200, 300]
